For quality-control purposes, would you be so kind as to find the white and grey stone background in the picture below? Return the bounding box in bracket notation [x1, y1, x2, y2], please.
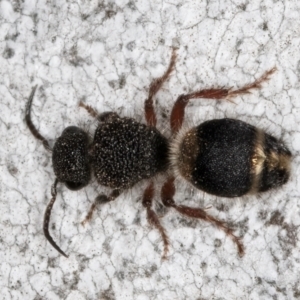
[0, 0, 300, 299]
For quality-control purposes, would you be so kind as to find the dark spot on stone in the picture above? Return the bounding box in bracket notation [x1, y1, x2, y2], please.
[12, 0, 22, 12]
[78, 255, 89, 272]
[234, 217, 249, 236]
[108, 81, 117, 89]
[236, 39, 243, 48]
[282, 223, 299, 247]
[106, 10, 117, 19]
[5, 33, 19, 41]
[150, 264, 157, 273]
[296, 60, 300, 75]
[31, 13, 38, 25]
[178, 217, 197, 228]
[100, 285, 115, 300]
[108, 76, 126, 89]
[133, 214, 141, 225]
[127, 2, 136, 10]
[116, 271, 125, 280]
[69, 56, 85, 67]
[7, 164, 18, 175]
[258, 209, 268, 221]
[161, 110, 168, 120]
[68, 271, 79, 290]
[102, 238, 112, 253]
[256, 276, 262, 284]
[214, 238, 222, 248]
[67, 45, 85, 67]
[3, 47, 15, 59]
[262, 22, 268, 31]
[119, 75, 126, 89]
[238, 3, 247, 11]
[267, 210, 284, 226]
[19, 243, 28, 253]
[294, 285, 300, 298]
[48, 257, 56, 268]
[81, 14, 89, 20]
[216, 202, 229, 212]
[126, 41, 136, 51]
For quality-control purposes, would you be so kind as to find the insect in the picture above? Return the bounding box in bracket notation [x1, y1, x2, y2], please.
[25, 50, 291, 258]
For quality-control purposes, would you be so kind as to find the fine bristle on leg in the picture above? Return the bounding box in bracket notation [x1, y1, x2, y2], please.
[81, 189, 121, 226]
[144, 49, 177, 127]
[228, 67, 277, 97]
[173, 205, 245, 256]
[79, 101, 99, 119]
[142, 182, 169, 259]
[170, 67, 276, 134]
[161, 177, 244, 257]
[43, 179, 69, 258]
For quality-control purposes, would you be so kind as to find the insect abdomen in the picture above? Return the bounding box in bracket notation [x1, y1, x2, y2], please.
[172, 118, 291, 197]
[192, 119, 256, 197]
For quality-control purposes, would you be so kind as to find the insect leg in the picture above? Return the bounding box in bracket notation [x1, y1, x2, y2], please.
[81, 189, 121, 225]
[161, 176, 245, 257]
[170, 67, 277, 133]
[144, 49, 177, 127]
[142, 181, 169, 259]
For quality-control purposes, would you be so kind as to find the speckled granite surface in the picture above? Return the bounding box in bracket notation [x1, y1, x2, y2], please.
[0, 0, 300, 299]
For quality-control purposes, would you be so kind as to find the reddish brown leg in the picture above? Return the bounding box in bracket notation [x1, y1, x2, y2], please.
[229, 67, 276, 97]
[79, 101, 119, 124]
[161, 177, 245, 256]
[170, 67, 277, 133]
[43, 179, 68, 257]
[81, 189, 121, 226]
[142, 182, 169, 259]
[25, 86, 51, 151]
[142, 49, 176, 257]
[145, 49, 177, 127]
[79, 101, 99, 119]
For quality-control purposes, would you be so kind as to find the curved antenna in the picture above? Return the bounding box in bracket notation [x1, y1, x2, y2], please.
[25, 86, 51, 151]
[43, 179, 69, 258]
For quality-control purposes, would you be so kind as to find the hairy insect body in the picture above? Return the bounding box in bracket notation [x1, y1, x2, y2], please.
[91, 115, 169, 189]
[171, 118, 291, 197]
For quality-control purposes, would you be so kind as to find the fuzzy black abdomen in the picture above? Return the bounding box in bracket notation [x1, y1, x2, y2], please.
[92, 116, 168, 189]
[192, 119, 256, 197]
